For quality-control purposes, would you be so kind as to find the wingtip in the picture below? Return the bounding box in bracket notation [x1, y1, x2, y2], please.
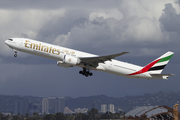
[123, 52, 129, 54]
[170, 74, 175, 76]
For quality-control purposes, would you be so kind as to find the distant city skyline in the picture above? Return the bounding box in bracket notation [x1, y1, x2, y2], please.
[0, 91, 179, 114]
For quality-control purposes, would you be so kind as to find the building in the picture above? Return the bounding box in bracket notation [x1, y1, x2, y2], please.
[42, 97, 65, 114]
[125, 106, 174, 119]
[101, 104, 115, 113]
[48, 97, 56, 113]
[74, 108, 88, 113]
[55, 97, 65, 113]
[14, 100, 22, 114]
[108, 104, 115, 113]
[42, 98, 49, 114]
[14, 99, 29, 115]
[64, 107, 73, 114]
[101, 104, 107, 113]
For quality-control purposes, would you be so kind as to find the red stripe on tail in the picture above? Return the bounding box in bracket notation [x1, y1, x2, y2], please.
[128, 59, 161, 75]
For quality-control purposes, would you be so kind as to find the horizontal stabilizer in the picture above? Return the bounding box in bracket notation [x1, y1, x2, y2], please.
[150, 74, 175, 79]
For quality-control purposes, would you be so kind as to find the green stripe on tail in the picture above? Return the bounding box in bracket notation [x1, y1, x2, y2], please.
[157, 54, 174, 63]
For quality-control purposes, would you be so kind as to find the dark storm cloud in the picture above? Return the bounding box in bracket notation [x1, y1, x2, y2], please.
[0, 0, 115, 10]
[159, 3, 180, 55]
[159, 3, 180, 32]
[36, 9, 90, 42]
[37, 13, 165, 56]
[0, 55, 55, 65]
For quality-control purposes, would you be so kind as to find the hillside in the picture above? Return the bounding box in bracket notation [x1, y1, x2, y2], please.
[0, 91, 180, 113]
[65, 91, 180, 112]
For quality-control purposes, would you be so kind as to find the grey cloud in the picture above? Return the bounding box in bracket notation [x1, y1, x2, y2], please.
[36, 9, 90, 42]
[0, 59, 179, 98]
[63, 17, 172, 56]
[158, 3, 180, 55]
[0, 0, 115, 10]
[0, 55, 55, 65]
[159, 3, 180, 32]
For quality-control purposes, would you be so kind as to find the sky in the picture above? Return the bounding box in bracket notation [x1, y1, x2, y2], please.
[0, 0, 180, 98]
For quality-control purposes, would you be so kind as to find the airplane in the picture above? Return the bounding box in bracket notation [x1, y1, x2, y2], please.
[5, 38, 174, 79]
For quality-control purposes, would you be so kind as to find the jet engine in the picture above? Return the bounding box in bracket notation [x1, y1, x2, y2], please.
[57, 55, 80, 68]
[63, 55, 80, 66]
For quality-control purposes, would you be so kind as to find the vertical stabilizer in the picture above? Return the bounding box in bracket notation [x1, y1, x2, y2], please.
[129, 51, 174, 76]
[147, 51, 174, 74]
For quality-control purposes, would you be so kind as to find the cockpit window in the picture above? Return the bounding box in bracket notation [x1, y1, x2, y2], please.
[8, 39, 13, 41]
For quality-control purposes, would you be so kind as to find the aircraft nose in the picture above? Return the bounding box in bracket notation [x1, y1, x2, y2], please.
[5, 40, 8, 45]
[5, 39, 11, 46]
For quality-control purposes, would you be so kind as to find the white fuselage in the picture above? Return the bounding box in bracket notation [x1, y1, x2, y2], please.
[5, 38, 159, 79]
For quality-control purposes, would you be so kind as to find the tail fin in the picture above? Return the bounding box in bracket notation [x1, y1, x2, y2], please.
[147, 51, 174, 74]
[129, 51, 174, 75]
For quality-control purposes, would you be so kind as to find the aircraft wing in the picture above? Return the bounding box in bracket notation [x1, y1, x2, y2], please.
[80, 52, 129, 67]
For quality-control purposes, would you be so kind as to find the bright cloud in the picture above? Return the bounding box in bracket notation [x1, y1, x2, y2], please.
[89, 8, 123, 21]
[0, 9, 66, 55]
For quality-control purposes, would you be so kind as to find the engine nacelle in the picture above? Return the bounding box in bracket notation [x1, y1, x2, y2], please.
[63, 55, 80, 66]
[57, 61, 71, 68]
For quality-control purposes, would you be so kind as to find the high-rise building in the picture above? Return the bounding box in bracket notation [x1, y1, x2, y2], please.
[22, 99, 29, 114]
[48, 97, 56, 113]
[14, 100, 22, 114]
[101, 104, 107, 113]
[14, 99, 29, 115]
[42, 97, 65, 114]
[55, 97, 65, 113]
[42, 98, 49, 114]
[108, 104, 115, 113]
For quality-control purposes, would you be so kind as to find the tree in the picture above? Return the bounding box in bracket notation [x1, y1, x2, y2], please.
[31, 112, 41, 120]
[43, 114, 53, 120]
[53, 112, 65, 120]
[87, 108, 99, 120]
[75, 113, 88, 120]
[65, 114, 74, 120]
[100, 112, 109, 119]
[12, 114, 20, 120]
[25, 113, 29, 119]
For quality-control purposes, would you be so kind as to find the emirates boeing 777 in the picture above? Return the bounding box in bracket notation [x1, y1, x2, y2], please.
[5, 38, 174, 79]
